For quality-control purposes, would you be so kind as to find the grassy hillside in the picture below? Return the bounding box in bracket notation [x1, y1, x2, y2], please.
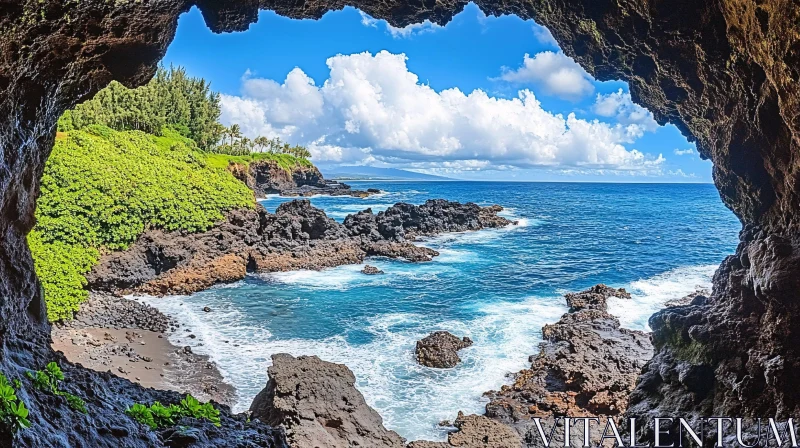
[30, 125, 255, 321]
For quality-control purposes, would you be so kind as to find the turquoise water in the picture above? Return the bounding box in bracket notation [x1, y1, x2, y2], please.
[140, 181, 740, 441]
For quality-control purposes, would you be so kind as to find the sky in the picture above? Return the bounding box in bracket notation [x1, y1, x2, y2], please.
[162, 3, 712, 182]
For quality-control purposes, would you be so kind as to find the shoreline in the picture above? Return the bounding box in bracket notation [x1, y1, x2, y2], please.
[51, 293, 236, 407]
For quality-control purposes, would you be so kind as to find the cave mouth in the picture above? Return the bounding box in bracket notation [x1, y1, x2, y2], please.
[2, 0, 799, 446]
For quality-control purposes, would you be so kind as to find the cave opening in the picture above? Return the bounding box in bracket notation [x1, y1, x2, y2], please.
[1, 0, 799, 446]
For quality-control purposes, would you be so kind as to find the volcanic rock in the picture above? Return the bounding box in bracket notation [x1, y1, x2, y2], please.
[249, 354, 405, 448]
[361, 265, 384, 275]
[482, 285, 653, 441]
[415, 331, 474, 368]
[230, 160, 376, 198]
[2, 0, 799, 446]
[87, 199, 510, 296]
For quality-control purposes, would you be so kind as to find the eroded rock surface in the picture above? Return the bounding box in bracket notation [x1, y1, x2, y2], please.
[2, 0, 800, 445]
[87, 199, 511, 296]
[483, 285, 653, 442]
[415, 331, 474, 368]
[230, 160, 377, 198]
[250, 354, 405, 448]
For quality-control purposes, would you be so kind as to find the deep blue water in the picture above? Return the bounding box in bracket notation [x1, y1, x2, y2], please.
[140, 181, 740, 441]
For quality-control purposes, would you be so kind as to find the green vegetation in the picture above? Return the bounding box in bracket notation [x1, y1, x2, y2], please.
[0, 373, 30, 434]
[26, 362, 86, 414]
[205, 151, 314, 172]
[126, 395, 221, 430]
[31, 126, 255, 321]
[58, 66, 223, 150]
[33, 65, 316, 321]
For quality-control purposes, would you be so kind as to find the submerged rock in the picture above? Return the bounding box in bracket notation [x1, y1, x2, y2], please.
[250, 354, 405, 448]
[415, 331, 474, 368]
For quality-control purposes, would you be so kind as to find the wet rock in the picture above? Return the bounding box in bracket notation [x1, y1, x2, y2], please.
[482, 285, 653, 443]
[361, 265, 384, 275]
[202, 306, 212, 313]
[407, 413, 522, 448]
[250, 354, 404, 448]
[663, 288, 710, 308]
[415, 331, 473, 368]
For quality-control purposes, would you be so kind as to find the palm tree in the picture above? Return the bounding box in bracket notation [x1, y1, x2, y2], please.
[254, 136, 270, 153]
[229, 124, 242, 146]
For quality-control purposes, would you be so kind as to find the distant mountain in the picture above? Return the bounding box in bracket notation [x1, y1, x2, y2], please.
[320, 165, 453, 181]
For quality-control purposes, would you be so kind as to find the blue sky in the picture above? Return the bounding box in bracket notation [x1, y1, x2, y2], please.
[163, 4, 711, 182]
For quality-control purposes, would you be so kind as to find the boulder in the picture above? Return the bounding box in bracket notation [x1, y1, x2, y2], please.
[415, 331, 474, 368]
[250, 354, 405, 448]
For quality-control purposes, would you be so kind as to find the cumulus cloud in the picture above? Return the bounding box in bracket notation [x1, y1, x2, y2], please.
[359, 11, 442, 38]
[673, 148, 696, 156]
[220, 51, 665, 173]
[495, 52, 595, 101]
[593, 89, 658, 134]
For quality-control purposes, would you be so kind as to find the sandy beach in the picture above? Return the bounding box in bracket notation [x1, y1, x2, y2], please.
[51, 295, 237, 407]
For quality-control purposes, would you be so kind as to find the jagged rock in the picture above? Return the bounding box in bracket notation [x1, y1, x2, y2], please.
[230, 160, 376, 198]
[483, 285, 653, 442]
[345, 200, 516, 242]
[250, 354, 405, 448]
[87, 199, 508, 296]
[408, 413, 522, 448]
[663, 288, 710, 308]
[2, 0, 800, 446]
[361, 265, 384, 275]
[415, 331, 474, 368]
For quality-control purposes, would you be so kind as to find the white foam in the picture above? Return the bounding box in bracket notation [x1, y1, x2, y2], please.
[608, 264, 718, 331]
[141, 293, 567, 442]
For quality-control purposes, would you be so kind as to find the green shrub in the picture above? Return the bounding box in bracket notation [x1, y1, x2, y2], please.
[126, 394, 220, 430]
[0, 374, 30, 434]
[27, 362, 86, 414]
[30, 125, 255, 321]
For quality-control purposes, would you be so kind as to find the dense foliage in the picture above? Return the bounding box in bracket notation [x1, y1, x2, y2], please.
[0, 374, 30, 434]
[30, 126, 255, 321]
[58, 67, 223, 150]
[26, 362, 86, 414]
[34, 66, 315, 321]
[126, 395, 221, 429]
[56, 65, 314, 160]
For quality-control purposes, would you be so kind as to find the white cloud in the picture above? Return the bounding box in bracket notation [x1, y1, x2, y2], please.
[673, 148, 696, 156]
[532, 24, 558, 47]
[495, 52, 595, 101]
[358, 11, 442, 38]
[220, 51, 665, 173]
[593, 89, 658, 134]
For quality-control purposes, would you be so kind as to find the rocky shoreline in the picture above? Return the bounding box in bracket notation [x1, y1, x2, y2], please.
[86, 199, 516, 297]
[230, 159, 380, 198]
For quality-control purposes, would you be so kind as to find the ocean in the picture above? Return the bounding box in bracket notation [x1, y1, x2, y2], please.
[139, 181, 740, 441]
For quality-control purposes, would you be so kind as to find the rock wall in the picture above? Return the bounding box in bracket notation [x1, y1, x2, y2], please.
[1, 0, 799, 445]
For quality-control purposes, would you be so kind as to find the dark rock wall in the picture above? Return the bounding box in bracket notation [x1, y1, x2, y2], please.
[1, 0, 799, 444]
